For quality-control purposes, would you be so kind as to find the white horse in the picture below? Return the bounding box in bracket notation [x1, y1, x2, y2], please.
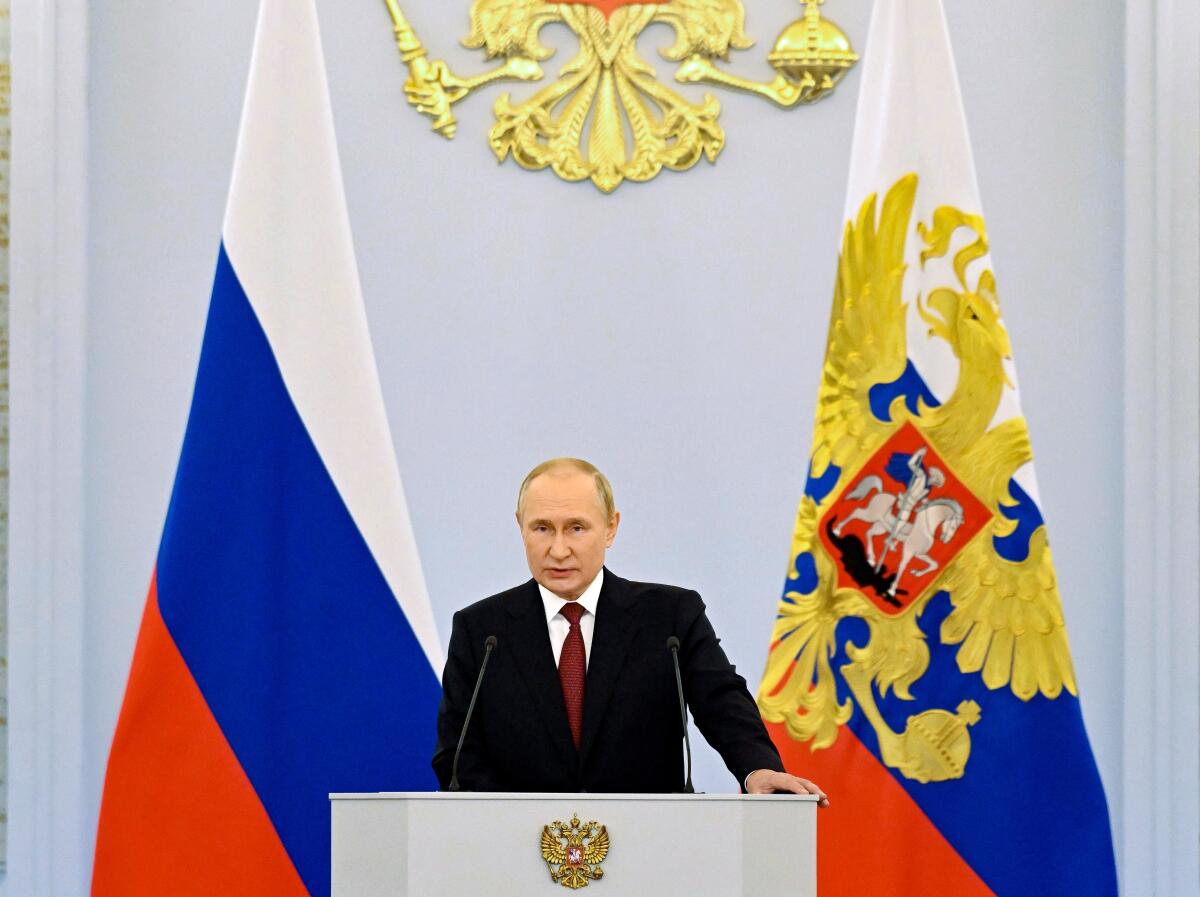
[833, 476, 964, 599]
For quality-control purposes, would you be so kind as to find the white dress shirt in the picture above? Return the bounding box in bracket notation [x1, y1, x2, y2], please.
[538, 569, 602, 670]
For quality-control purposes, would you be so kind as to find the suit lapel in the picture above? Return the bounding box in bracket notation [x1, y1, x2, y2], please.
[580, 570, 641, 763]
[504, 580, 578, 763]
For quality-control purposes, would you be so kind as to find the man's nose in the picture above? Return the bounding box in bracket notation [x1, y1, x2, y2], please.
[549, 533, 571, 559]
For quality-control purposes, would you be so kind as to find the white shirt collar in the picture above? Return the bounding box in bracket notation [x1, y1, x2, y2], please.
[539, 568, 604, 624]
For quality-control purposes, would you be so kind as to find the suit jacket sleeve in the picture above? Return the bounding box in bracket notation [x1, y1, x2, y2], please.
[676, 592, 785, 788]
[431, 610, 501, 791]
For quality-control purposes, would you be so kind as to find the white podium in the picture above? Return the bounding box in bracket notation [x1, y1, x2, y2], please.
[330, 792, 816, 897]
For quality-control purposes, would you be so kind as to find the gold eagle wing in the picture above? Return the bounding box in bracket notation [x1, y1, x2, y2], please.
[540, 826, 566, 865]
[463, 0, 560, 60]
[937, 428, 1077, 701]
[758, 173, 924, 748]
[654, 0, 754, 60]
[810, 173, 919, 476]
[938, 523, 1077, 700]
[583, 826, 610, 865]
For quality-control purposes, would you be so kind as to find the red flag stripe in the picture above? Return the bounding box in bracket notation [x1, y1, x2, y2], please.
[92, 575, 310, 897]
[767, 721, 997, 897]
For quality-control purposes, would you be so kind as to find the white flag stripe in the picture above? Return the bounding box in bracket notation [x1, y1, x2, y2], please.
[846, 0, 982, 223]
[223, 0, 443, 673]
[846, 0, 1040, 506]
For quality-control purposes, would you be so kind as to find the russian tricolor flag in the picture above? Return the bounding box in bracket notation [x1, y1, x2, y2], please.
[91, 2, 442, 895]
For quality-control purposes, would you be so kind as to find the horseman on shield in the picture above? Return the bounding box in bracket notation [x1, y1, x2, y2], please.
[882, 447, 946, 557]
[832, 445, 962, 602]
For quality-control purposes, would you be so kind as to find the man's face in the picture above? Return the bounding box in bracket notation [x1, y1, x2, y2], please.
[517, 470, 619, 600]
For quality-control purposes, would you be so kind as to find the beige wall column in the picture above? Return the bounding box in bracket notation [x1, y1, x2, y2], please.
[5, 0, 89, 894]
[1121, 1, 1200, 895]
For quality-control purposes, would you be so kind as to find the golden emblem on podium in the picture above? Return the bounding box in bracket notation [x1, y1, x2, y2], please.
[541, 814, 610, 888]
[380, 0, 857, 191]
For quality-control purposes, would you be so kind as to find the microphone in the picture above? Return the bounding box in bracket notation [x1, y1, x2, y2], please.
[449, 635, 497, 792]
[667, 636, 695, 794]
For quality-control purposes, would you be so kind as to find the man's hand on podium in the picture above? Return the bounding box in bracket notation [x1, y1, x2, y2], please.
[745, 770, 830, 807]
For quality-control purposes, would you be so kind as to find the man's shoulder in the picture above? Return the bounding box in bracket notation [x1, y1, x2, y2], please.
[606, 572, 703, 610]
[455, 580, 538, 620]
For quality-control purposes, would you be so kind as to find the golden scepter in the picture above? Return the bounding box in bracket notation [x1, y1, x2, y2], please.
[380, 0, 546, 140]
[381, 0, 459, 137]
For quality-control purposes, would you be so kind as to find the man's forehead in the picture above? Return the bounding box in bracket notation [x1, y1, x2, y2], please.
[523, 471, 605, 509]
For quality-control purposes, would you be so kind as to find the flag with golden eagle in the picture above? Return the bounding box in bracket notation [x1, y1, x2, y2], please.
[757, 2, 1117, 895]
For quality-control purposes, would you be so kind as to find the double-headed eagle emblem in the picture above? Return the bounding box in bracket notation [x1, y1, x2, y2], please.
[759, 173, 1077, 783]
[541, 815, 610, 889]
[381, 0, 857, 191]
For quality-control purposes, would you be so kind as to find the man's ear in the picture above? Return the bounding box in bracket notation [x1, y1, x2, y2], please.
[605, 510, 621, 547]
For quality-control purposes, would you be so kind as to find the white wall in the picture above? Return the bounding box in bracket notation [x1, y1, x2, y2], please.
[7, 0, 1198, 895]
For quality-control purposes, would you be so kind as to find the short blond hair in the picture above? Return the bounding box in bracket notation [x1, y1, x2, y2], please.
[516, 457, 616, 521]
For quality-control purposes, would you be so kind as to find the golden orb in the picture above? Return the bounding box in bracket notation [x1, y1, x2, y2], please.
[767, 3, 859, 100]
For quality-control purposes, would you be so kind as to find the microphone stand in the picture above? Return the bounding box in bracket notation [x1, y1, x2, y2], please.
[667, 636, 695, 794]
[449, 635, 497, 792]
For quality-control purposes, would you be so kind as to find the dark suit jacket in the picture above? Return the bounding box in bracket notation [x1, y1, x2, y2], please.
[432, 570, 784, 792]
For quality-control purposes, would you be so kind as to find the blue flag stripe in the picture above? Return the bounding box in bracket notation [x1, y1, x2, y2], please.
[831, 592, 1117, 897]
[157, 245, 441, 897]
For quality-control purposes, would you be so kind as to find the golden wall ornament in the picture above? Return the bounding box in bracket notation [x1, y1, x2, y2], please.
[541, 814, 609, 889]
[381, 0, 857, 191]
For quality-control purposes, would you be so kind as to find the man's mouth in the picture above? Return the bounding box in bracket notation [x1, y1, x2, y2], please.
[546, 568, 575, 577]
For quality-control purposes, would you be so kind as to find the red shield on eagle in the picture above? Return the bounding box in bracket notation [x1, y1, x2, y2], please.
[561, 0, 667, 18]
[818, 422, 992, 615]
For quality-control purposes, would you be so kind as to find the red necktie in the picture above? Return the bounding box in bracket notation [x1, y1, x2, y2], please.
[558, 601, 586, 750]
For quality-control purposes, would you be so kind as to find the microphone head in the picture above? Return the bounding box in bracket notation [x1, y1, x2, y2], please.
[484, 635, 498, 649]
[666, 636, 681, 651]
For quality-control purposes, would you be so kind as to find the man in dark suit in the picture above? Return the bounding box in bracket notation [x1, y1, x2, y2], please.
[432, 458, 828, 800]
